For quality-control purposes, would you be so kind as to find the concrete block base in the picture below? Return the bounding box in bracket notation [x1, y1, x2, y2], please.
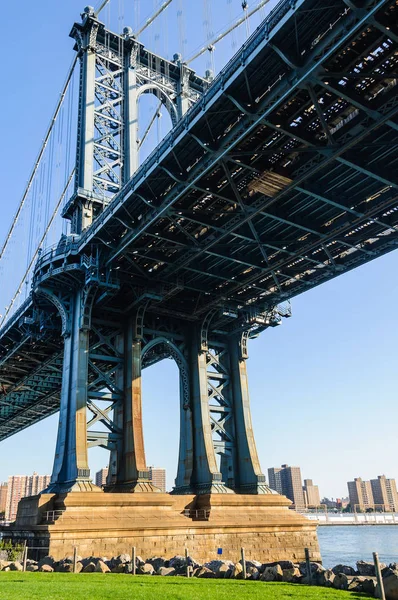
[3, 491, 321, 563]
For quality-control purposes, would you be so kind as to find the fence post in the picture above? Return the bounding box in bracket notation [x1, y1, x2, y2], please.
[241, 547, 247, 580]
[22, 541, 27, 572]
[73, 546, 78, 573]
[185, 547, 190, 578]
[132, 546, 136, 575]
[305, 547, 312, 585]
[373, 552, 386, 600]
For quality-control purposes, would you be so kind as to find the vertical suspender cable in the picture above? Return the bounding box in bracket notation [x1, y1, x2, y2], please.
[227, 0, 237, 54]
[0, 56, 78, 265]
[177, 0, 186, 58]
[203, 0, 215, 74]
[186, 0, 273, 64]
[242, 1, 250, 38]
[0, 169, 76, 327]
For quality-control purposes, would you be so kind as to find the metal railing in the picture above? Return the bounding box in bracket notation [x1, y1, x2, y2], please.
[296, 504, 398, 525]
[34, 237, 80, 271]
[42, 510, 65, 523]
[183, 509, 210, 520]
[44, 508, 211, 523]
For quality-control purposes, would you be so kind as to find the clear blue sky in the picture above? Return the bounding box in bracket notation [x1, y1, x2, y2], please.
[1, 0, 397, 499]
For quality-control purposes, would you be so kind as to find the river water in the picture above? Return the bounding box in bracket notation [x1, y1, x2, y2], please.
[318, 526, 398, 568]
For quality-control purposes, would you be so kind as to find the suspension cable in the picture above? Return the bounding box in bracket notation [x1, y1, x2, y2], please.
[138, 100, 163, 149]
[0, 169, 75, 326]
[135, 0, 173, 37]
[95, 0, 110, 18]
[186, 0, 272, 64]
[0, 56, 78, 267]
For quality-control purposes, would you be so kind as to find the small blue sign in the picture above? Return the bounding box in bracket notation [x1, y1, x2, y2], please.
[217, 547, 223, 555]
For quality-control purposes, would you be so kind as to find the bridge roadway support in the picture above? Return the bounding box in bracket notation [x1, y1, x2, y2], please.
[42, 306, 275, 496]
[44, 289, 99, 494]
[4, 300, 320, 563]
[7, 492, 320, 563]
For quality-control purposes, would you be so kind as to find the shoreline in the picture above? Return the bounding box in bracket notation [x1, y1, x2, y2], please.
[318, 522, 398, 526]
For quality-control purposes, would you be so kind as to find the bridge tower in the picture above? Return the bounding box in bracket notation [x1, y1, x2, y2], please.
[63, 6, 208, 234]
[39, 6, 274, 496]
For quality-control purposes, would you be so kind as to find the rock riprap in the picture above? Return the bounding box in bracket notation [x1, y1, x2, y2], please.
[1, 553, 396, 598]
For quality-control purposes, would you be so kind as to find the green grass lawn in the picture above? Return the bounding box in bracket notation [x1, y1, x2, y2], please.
[0, 573, 367, 600]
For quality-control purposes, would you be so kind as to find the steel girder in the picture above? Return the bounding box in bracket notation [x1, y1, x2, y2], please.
[0, 298, 64, 441]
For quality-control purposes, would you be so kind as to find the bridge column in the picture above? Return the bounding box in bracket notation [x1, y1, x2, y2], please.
[227, 335, 273, 494]
[174, 55, 193, 119]
[46, 290, 98, 493]
[188, 327, 234, 494]
[173, 366, 195, 493]
[123, 39, 139, 182]
[70, 11, 98, 233]
[108, 319, 157, 492]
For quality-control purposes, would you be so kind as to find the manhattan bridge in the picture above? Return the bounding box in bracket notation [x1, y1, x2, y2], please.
[0, 0, 397, 496]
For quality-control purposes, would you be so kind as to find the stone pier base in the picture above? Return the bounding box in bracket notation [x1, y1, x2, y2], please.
[3, 492, 320, 563]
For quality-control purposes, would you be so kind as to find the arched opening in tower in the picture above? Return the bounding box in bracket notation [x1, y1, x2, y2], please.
[137, 92, 174, 166]
[142, 357, 179, 492]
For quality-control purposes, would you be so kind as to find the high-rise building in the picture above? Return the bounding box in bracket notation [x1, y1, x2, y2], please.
[268, 464, 306, 508]
[336, 497, 350, 509]
[370, 475, 398, 511]
[0, 482, 8, 516]
[148, 466, 166, 492]
[268, 468, 283, 495]
[347, 477, 374, 510]
[5, 473, 51, 521]
[303, 479, 321, 507]
[95, 468, 109, 488]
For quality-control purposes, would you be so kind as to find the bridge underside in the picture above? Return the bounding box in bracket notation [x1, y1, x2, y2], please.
[1, 0, 398, 456]
[78, 0, 398, 322]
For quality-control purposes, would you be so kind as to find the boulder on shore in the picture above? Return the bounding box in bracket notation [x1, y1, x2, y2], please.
[194, 566, 214, 578]
[261, 565, 283, 582]
[282, 567, 302, 583]
[158, 566, 176, 576]
[204, 560, 233, 575]
[379, 566, 398, 600]
[333, 573, 349, 590]
[139, 563, 155, 575]
[95, 560, 110, 573]
[82, 562, 96, 573]
[357, 559, 386, 577]
[218, 563, 233, 578]
[146, 557, 166, 572]
[333, 573, 376, 594]
[232, 562, 243, 579]
[246, 566, 259, 580]
[37, 556, 55, 569]
[358, 577, 377, 596]
[261, 560, 295, 573]
[299, 561, 325, 575]
[332, 564, 357, 576]
[316, 568, 335, 587]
